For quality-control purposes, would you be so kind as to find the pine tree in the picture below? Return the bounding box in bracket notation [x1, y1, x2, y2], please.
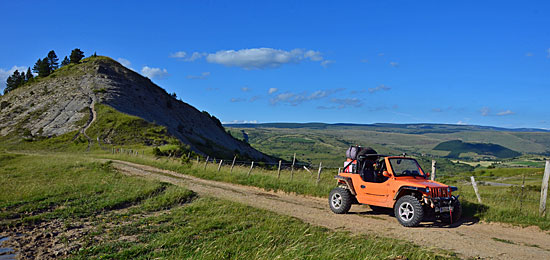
[70, 48, 85, 64]
[61, 56, 70, 67]
[32, 58, 42, 74]
[26, 67, 33, 81]
[47, 50, 59, 71]
[4, 70, 25, 94]
[33, 58, 50, 77]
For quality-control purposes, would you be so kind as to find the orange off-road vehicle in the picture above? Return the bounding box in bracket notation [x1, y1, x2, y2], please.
[329, 146, 461, 227]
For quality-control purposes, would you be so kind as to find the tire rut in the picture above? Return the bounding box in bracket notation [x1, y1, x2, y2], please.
[110, 160, 550, 259]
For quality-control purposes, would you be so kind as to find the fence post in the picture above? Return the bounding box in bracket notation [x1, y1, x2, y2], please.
[303, 166, 313, 175]
[196, 156, 199, 163]
[247, 161, 254, 177]
[316, 162, 323, 185]
[470, 176, 482, 203]
[338, 168, 341, 174]
[520, 174, 526, 212]
[230, 155, 236, 173]
[204, 156, 209, 170]
[431, 160, 436, 181]
[291, 153, 296, 181]
[539, 160, 550, 217]
[217, 160, 223, 172]
[277, 160, 282, 179]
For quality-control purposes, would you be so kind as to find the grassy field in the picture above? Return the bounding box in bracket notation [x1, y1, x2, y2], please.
[1, 153, 455, 259]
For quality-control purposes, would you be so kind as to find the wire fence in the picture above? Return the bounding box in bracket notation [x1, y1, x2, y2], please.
[109, 147, 550, 217]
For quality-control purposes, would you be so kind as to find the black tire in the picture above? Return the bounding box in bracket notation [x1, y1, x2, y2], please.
[394, 195, 424, 227]
[329, 187, 352, 214]
[442, 200, 462, 224]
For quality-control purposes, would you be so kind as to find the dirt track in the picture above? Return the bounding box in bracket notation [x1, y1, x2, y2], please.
[112, 160, 550, 259]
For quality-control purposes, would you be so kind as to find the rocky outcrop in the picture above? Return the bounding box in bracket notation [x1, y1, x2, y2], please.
[0, 56, 273, 161]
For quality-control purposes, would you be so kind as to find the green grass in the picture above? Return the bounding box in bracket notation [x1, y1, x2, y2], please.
[1, 152, 454, 259]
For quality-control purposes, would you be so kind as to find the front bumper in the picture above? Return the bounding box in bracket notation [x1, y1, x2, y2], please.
[423, 195, 459, 214]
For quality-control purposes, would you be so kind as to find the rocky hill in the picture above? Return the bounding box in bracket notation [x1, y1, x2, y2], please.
[0, 56, 274, 161]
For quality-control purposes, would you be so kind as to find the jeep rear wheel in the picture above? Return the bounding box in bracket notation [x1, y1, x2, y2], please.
[394, 195, 424, 227]
[329, 187, 352, 214]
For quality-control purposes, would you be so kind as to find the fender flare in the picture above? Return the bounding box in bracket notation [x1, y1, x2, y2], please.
[334, 175, 357, 195]
[393, 186, 424, 200]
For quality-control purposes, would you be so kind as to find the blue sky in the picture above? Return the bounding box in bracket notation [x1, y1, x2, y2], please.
[1, 1, 549, 129]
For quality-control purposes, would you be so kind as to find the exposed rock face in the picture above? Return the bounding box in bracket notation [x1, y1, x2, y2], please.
[0, 57, 273, 161]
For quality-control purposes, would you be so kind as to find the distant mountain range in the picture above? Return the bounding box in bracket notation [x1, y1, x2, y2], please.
[224, 122, 550, 133]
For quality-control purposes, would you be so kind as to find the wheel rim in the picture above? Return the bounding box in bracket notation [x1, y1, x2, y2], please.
[399, 202, 414, 221]
[331, 193, 342, 209]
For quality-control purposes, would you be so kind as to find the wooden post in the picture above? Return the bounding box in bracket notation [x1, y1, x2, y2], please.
[230, 155, 237, 173]
[217, 160, 223, 172]
[277, 160, 282, 179]
[470, 176, 482, 203]
[247, 161, 254, 177]
[291, 153, 296, 180]
[316, 162, 323, 185]
[196, 156, 199, 163]
[303, 166, 313, 175]
[539, 160, 550, 217]
[520, 174, 526, 212]
[431, 160, 436, 181]
[204, 156, 209, 170]
[338, 168, 341, 174]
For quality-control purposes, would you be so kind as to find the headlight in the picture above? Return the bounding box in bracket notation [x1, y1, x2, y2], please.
[425, 187, 430, 193]
[447, 187, 451, 193]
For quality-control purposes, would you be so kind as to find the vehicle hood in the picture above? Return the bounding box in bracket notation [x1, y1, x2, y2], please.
[394, 177, 448, 188]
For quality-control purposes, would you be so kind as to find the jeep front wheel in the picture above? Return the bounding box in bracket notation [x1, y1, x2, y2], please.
[394, 195, 424, 227]
[329, 187, 352, 214]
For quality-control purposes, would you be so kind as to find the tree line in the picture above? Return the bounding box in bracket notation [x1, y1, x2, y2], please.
[3, 48, 86, 95]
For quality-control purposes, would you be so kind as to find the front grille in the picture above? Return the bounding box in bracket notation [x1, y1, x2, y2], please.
[430, 187, 450, 198]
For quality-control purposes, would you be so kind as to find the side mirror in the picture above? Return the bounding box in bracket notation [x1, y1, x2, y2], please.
[426, 172, 431, 177]
[382, 171, 390, 177]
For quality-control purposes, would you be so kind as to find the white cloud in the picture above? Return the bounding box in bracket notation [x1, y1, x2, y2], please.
[141, 66, 169, 79]
[320, 60, 335, 68]
[456, 121, 467, 125]
[304, 50, 323, 61]
[268, 88, 278, 94]
[368, 84, 391, 93]
[116, 58, 134, 71]
[390, 61, 399, 67]
[0, 65, 27, 90]
[480, 107, 490, 116]
[205, 48, 328, 69]
[186, 52, 206, 61]
[241, 87, 250, 92]
[497, 110, 515, 116]
[269, 89, 337, 106]
[170, 51, 206, 61]
[186, 72, 210, 80]
[222, 120, 258, 124]
[170, 51, 187, 58]
[230, 97, 246, 102]
[330, 98, 363, 109]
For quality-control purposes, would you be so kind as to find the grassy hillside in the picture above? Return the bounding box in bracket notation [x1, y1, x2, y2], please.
[433, 140, 522, 159]
[0, 153, 454, 259]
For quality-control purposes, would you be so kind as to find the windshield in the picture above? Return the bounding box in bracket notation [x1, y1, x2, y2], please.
[389, 158, 425, 177]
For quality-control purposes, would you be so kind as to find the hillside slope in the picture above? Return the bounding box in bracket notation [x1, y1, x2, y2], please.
[0, 56, 272, 161]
